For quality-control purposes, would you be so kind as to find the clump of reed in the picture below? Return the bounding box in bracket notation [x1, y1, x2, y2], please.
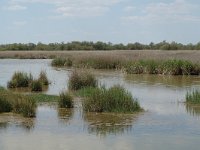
[58, 91, 73, 108]
[30, 80, 43, 92]
[0, 88, 36, 117]
[39, 71, 49, 85]
[68, 70, 97, 90]
[7, 71, 50, 92]
[51, 57, 72, 67]
[82, 85, 142, 113]
[186, 90, 200, 104]
[7, 72, 33, 88]
[125, 59, 200, 75]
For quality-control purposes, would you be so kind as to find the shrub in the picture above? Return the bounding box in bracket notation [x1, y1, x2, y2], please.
[7, 72, 33, 88]
[58, 92, 73, 108]
[186, 90, 200, 104]
[83, 85, 142, 113]
[31, 80, 42, 92]
[68, 70, 97, 90]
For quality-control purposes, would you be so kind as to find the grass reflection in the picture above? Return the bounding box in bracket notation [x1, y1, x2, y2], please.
[83, 112, 141, 136]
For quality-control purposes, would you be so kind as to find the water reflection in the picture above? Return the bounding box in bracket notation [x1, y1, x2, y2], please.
[0, 122, 8, 129]
[186, 104, 200, 116]
[57, 108, 73, 124]
[125, 74, 200, 88]
[83, 112, 140, 136]
[0, 114, 35, 131]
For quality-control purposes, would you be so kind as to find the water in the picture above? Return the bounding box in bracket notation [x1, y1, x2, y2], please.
[0, 59, 200, 150]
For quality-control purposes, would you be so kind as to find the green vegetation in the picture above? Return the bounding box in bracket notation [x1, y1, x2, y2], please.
[68, 70, 97, 90]
[74, 57, 122, 69]
[7, 71, 50, 91]
[52, 58, 200, 75]
[0, 88, 36, 117]
[39, 71, 49, 85]
[28, 93, 58, 103]
[51, 57, 72, 67]
[1, 41, 200, 51]
[125, 60, 200, 75]
[31, 80, 42, 92]
[186, 90, 200, 104]
[58, 92, 73, 108]
[7, 72, 33, 88]
[82, 85, 142, 113]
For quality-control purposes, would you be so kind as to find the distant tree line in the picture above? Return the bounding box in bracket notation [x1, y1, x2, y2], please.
[0, 41, 200, 51]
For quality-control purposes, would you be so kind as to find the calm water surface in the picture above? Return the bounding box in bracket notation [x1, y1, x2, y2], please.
[0, 59, 200, 150]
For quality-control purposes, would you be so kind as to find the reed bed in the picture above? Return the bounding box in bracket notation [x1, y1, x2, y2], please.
[82, 85, 142, 113]
[52, 55, 200, 75]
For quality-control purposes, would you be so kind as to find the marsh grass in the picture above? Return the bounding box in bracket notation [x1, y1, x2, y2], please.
[28, 93, 58, 103]
[58, 92, 73, 108]
[39, 71, 49, 85]
[7, 71, 50, 92]
[31, 80, 43, 92]
[0, 88, 36, 117]
[82, 85, 142, 113]
[125, 59, 200, 75]
[51, 57, 72, 67]
[7, 72, 33, 88]
[186, 90, 200, 104]
[68, 70, 97, 90]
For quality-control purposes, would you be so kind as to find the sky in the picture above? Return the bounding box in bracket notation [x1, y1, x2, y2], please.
[0, 0, 200, 44]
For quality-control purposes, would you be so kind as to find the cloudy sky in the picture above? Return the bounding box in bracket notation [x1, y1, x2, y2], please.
[0, 0, 200, 44]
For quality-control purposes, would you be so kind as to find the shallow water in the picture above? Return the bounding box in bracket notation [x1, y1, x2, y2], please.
[0, 59, 200, 150]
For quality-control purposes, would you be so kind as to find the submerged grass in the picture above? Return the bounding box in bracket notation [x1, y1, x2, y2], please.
[82, 85, 142, 113]
[186, 90, 200, 104]
[68, 70, 97, 90]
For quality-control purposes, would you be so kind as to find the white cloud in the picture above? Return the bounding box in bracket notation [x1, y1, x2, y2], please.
[9, 0, 122, 17]
[122, 0, 200, 23]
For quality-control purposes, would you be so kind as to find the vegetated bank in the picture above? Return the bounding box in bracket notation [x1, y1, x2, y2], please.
[0, 50, 200, 64]
[52, 57, 200, 76]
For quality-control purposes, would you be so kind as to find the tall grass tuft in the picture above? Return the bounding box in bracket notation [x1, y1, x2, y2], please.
[7, 72, 33, 88]
[68, 70, 97, 90]
[39, 71, 49, 85]
[83, 85, 142, 113]
[30, 79, 43, 92]
[58, 92, 73, 108]
[186, 90, 200, 104]
[0, 89, 36, 117]
[51, 57, 72, 67]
